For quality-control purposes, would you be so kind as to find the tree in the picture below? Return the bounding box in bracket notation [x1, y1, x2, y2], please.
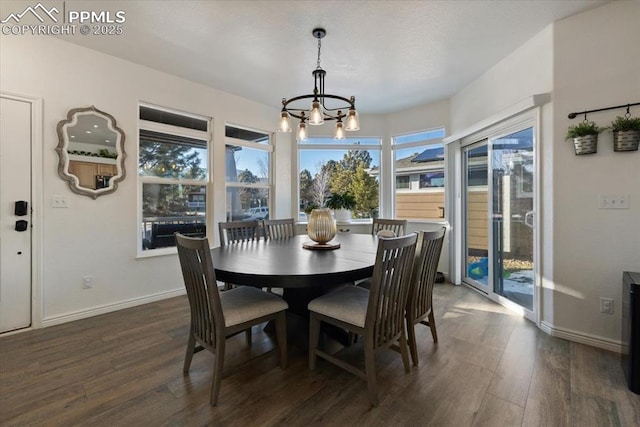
[237, 169, 261, 209]
[327, 150, 378, 218]
[310, 162, 331, 207]
[350, 163, 379, 217]
[299, 169, 314, 209]
[340, 149, 372, 170]
[139, 140, 206, 217]
[298, 149, 379, 217]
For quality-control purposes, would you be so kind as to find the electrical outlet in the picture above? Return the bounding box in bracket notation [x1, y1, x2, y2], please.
[52, 195, 69, 208]
[600, 297, 614, 314]
[82, 276, 93, 289]
[599, 195, 629, 209]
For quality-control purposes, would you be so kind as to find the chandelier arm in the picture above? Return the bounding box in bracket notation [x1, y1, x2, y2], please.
[283, 93, 355, 121]
[283, 94, 355, 108]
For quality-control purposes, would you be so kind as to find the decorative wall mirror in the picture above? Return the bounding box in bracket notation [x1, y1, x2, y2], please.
[56, 106, 126, 199]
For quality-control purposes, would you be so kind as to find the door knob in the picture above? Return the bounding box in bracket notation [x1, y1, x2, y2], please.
[15, 220, 28, 232]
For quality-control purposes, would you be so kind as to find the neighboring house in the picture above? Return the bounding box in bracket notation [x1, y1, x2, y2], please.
[186, 188, 206, 213]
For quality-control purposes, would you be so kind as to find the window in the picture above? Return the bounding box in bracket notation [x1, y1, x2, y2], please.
[392, 128, 446, 220]
[419, 171, 445, 188]
[299, 137, 381, 219]
[396, 176, 410, 189]
[225, 125, 272, 221]
[138, 105, 210, 253]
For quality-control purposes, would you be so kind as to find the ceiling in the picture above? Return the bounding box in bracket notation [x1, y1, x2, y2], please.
[54, 0, 609, 114]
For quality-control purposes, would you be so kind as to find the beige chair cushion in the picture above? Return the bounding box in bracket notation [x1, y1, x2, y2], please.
[221, 286, 288, 327]
[308, 285, 369, 328]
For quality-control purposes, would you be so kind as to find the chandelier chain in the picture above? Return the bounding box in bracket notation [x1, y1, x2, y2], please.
[316, 37, 322, 69]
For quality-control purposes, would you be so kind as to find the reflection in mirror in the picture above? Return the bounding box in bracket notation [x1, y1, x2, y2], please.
[56, 106, 126, 199]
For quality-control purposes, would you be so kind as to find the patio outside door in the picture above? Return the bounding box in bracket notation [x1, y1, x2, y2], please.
[463, 128, 535, 315]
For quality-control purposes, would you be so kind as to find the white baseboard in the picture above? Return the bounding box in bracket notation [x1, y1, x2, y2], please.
[539, 321, 622, 353]
[41, 288, 186, 328]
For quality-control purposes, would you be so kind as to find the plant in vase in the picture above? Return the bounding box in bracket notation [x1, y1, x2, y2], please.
[610, 115, 640, 152]
[566, 121, 604, 155]
[326, 192, 356, 223]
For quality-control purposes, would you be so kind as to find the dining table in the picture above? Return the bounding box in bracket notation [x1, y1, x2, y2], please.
[210, 232, 379, 319]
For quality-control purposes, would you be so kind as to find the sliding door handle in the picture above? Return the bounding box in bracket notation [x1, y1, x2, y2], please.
[524, 211, 535, 229]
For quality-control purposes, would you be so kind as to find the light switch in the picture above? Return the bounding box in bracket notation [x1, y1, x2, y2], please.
[51, 195, 69, 208]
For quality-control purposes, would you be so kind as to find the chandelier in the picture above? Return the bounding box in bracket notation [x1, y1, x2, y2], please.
[278, 28, 359, 141]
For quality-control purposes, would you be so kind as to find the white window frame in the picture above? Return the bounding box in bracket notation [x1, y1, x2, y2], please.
[137, 104, 211, 258]
[391, 128, 446, 220]
[224, 124, 273, 221]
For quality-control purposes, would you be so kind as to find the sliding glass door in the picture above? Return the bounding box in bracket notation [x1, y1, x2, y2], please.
[462, 127, 535, 315]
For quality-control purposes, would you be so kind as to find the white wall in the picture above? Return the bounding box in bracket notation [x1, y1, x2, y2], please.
[551, 0, 640, 345]
[0, 35, 282, 324]
[450, 25, 554, 132]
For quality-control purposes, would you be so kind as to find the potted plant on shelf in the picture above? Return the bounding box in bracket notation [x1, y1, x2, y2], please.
[610, 115, 640, 152]
[325, 192, 356, 223]
[566, 120, 604, 155]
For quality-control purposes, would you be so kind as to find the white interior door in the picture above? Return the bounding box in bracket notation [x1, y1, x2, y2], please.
[0, 96, 32, 333]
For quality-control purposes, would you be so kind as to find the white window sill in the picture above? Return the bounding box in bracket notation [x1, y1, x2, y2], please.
[136, 247, 178, 259]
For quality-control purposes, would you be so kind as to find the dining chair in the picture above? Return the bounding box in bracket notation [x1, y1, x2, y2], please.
[406, 227, 446, 366]
[308, 233, 418, 406]
[371, 218, 407, 237]
[218, 220, 260, 246]
[262, 218, 295, 294]
[355, 220, 408, 290]
[263, 218, 295, 239]
[218, 220, 261, 290]
[175, 233, 288, 406]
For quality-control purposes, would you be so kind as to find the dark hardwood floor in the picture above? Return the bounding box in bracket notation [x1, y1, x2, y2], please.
[1, 283, 638, 426]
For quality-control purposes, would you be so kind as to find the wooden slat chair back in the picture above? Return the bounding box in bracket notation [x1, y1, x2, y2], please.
[406, 227, 446, 365]
[308, 233, 418, 406]
[176, 233, 288, 406]
[371, 218, 407, 237]
[263, 218, 295, 240]
[218, 220, 260, 246]
[176, 233, 222, 351]
[218, 220, 261, 290]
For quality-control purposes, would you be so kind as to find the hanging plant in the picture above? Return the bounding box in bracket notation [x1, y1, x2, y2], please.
[610, 115, 640, 152]
[566, 120, 604, 155]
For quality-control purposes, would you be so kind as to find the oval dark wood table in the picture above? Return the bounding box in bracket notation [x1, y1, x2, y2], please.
[211, 233, 379, 317]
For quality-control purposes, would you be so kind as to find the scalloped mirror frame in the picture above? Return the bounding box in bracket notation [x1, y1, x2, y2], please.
[56, 106, 126, 199]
